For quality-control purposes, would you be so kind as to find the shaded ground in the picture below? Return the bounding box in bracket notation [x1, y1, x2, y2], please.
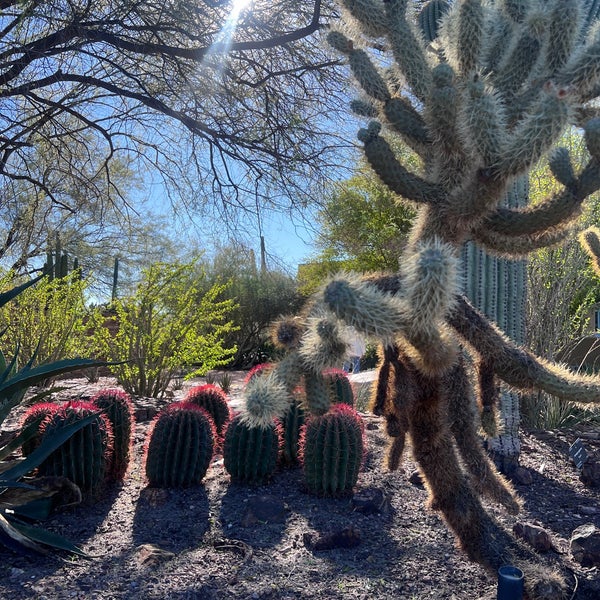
[0, 372, 599, 599]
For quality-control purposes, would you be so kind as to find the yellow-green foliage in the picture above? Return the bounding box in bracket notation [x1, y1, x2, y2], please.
[0, 271, 89, 367]
[89, 260, 237, 398]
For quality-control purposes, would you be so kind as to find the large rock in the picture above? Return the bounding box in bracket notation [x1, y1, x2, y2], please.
[570, 523, 600, 567]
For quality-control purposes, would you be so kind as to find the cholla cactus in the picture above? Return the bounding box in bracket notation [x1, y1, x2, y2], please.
[242, 1, 600, 597]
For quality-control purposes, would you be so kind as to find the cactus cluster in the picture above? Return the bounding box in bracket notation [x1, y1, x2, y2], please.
[241, 1, 600, 596]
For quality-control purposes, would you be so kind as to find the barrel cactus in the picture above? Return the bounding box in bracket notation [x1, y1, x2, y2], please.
[19, 402, 59, 457]
[300, 404, 365, 497]
[184, 384, 232, 438]
[144, 402, 215, 488]
[37, 401, 114, 496]
[223, 414, 280, 484]
[322, 368, 355, 407]
[91, 388, 135, 480]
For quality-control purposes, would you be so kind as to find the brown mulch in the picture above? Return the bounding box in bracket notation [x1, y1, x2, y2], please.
[0, 373, 599, 600]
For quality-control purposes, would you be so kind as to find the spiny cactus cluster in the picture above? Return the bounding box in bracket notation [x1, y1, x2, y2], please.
[242, 1, 600, 597]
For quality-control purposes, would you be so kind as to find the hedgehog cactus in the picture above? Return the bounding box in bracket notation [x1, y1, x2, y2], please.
[91, 388, 134, 480]
[19, 402, 59, 457]
[241, 1, 600, 596]
[323, 368, 355, 407]
[37, 401, 113, 495]
[144, 402, 215, 488]
[223, 414, 280, 484]
[184, 384, 232, 438]
[300, 404, 365, 497]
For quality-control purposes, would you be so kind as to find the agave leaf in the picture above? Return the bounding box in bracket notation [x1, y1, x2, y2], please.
[8, 517, 90, 558]
[0, 275, 44, 310]
[8, 497, 55, 521]
[0, 512, 47, 554]
[0, 412, 100, 482]
[0, 419, 43, 461]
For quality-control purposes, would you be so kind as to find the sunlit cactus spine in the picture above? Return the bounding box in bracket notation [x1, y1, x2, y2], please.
[91, 388, 135, 480]
[300, 404, 364, 497]
[280, 394, 305, 466]
[223, 415, 280, 484]
[184, 384, 232, 439]
[144, 402, 215, 488]
[37, 401, 113, 496]
[322, 368, 355, 407]
[19, 402, 59, 457]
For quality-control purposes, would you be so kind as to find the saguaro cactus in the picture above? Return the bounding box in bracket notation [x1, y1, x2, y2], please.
[242, 1, 600, 597]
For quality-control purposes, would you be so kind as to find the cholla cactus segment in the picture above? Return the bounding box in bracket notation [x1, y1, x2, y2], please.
[547, 0, 582, 75]
[298, 310, 347, 374]
[548, 147, 576, 189]
[584, 116, 600, 160]
[340, 0, 389, 39]
[326, 30, 353, 54]
[500, 0, 529, 24]
[270, 316, 304, 350]
[304, 373, 333, 416]
[580, 225, 600, 276]
[560, 20, 600, 98]
[348, 49, 391, 102]
[243, 371, 292, 428]
[383, 97, 430, 148]
[350, 98, 378, 118]
[323, 273, 409, 343]
[456, 0, 485, 76]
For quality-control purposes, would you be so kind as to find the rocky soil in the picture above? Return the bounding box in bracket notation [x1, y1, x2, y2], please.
[0, 372, 599, 600]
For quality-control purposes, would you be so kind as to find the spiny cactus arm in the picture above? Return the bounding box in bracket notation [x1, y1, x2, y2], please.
[383, 97, 431, 154]
[455, 0, 485, 77]
[471, 224, 576, 258]
[449, 295, 600, 404]
[579, 225, 600, 276]
[298, 309, 348, 374]
[339, 0, 388, 39]
[546, 0, 582, 76]
[359, 123, 443, 204]
[384, 0, 433, 104]
[442, 352, 521, 514]
[476, 357, 499, 437]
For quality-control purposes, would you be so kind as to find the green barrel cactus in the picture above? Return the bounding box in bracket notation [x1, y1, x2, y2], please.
[19, 402, 59, 457]
[223, 414, 280, 484]
[184, 384, 232, 438]
[322, 368, 355, 407]
[91, 388, 135, 480]
[38, 401, 114, 496]
[300, 404, 365, 497]
[280, 394, 305, 466]
[144, 402, 215, 488]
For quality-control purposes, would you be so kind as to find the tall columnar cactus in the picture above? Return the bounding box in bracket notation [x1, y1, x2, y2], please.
[144, 402, 215, 488]
[19, 402, 59, 457]
[322, 368, 355, 407]
[37, 401, 113, 496]
[242, 2, 600, 597]
[300, 404, 365, 497]
[184, 384, 232, 439]
[91, 389, 134, 480]
[223, 414, 280, 484]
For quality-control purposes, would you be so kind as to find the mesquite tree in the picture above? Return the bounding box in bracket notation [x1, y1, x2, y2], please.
[242, 1, 600, 597]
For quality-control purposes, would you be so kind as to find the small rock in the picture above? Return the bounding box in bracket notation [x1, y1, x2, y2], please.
[579, 505, 600, 516]
[241, 495, 287, 527]
[513, 521, 553, 552]
[9, 568, 24, 579]
[511, 466, 533, 485]
[134, 543, 175, 567]
[409, 470, 423, 486]
[303, 526, 361, 551]
[580, 460, 600, 488]
[570, 523, 600, 567]
[350, 487, 392, 515]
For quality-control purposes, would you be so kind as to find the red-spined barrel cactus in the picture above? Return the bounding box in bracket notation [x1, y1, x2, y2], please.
[19, 402, 59, 457]
[37, 401, 114, 496]
[91, 388, 134, 480]
[323, 368, 355, 407]
[184, 384, 231, 438]
[223, 414, 280, 484]
[300, 404, 365, 497]
[144, 402, 215, 488]
[244, 362, 273, 385]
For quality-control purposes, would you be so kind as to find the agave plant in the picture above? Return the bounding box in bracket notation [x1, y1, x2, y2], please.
[0, 275, 107, 555]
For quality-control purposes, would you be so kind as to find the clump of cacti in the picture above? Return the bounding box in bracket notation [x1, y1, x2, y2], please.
[240, 2, 600, 597]
[300, 404, 365, 497]
[184, 384, 232, 439]
[322, 368, 355, 407]
[37, 401, 113, 496]
[91, 388, 134, 480]
[144, 402, 215, 488]
[223, 414, 281, 484]
[19, 402, 59, 457]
